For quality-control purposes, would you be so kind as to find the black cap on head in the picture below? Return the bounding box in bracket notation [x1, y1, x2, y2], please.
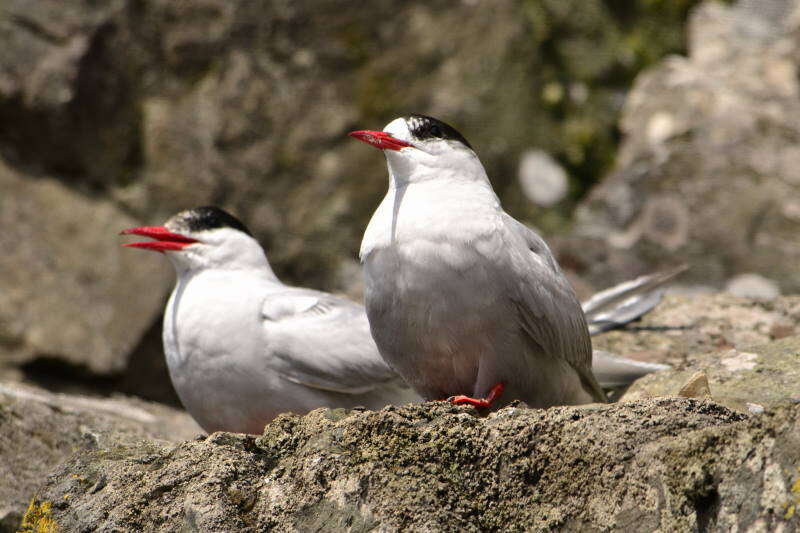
[405, 114, 472, 149]
[170, 206, 253, 236]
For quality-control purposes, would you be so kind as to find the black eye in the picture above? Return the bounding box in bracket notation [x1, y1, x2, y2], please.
[429, 124, 442, 137]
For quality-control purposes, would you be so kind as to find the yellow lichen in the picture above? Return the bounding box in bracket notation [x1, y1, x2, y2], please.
[786, 470, 800, 520]
[17, 498, 58, 533]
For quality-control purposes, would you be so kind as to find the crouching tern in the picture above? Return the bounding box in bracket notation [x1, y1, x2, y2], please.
[121, 206, 418, 434]
[122, 206, 671, 431]
[352, 114, 621, 409]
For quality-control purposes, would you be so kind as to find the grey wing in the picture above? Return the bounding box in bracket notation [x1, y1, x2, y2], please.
[592, 349, 670, 388]
[261, 287, 402, 395]
[500, 214, 607, 402]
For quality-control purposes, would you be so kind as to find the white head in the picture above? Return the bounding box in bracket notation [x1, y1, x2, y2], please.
[121, 206, 274, 277]
[349, 114, 487, 187]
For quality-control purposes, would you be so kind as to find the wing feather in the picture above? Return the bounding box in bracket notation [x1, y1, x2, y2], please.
[261, 288, 403, 395]
[500, 214, 607, 402]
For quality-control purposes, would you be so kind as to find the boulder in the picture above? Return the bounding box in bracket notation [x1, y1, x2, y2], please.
[0, 0, 699, 289]
[22, 399, 800, 531]
[563, 0, 800, 293]
[0, 161, 172, 376]
[0, 380, 199, 531]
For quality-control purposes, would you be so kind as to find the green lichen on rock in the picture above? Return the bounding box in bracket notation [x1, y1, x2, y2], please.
[592, 293, 800, 368]
[17, 499, 57, 533]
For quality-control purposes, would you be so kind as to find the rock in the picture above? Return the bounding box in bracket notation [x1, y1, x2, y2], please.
[0, 380, 199, 531]
[518, 149, 569, 207]
[622, 336, 800, 414]
[562, 0, 800, 293]
[0, 0, 699, 285]
[0, 161, 172, 376]
[24, 398, 800, 531]
[677, 370, 712, 399]
[591, 293, 800, 368]
[0, 0, 700, 392]
[725, 273, 782, 300]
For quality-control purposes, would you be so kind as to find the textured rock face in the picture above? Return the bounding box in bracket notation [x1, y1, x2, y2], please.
[0, 161, 172, 375]
[9, 297, 800, 531]
[623, 336, 800, 413]
[592, 293, 800, 367]
[563, 0, 800, 293]
[25, 399, 800, 532]
[0, 380, 199, 531]
[0, 0, 696, 395]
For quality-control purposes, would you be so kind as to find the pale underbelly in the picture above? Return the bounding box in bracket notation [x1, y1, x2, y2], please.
[367, 273, 519, 400]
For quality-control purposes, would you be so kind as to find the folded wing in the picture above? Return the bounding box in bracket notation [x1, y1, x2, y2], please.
[500, 214, 607, 402]
[261, 288, 402, 395]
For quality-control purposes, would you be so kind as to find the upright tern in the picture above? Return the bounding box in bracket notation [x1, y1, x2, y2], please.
[351, 114, 609, 409]
[121, 206, 417, 434]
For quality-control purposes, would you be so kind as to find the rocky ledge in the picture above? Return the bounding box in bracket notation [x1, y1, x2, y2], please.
[21, 396, 800, 532]
[1, 381, 199, 531]
[7, 295, 800, 532]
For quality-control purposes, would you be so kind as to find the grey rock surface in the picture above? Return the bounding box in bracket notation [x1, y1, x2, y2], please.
[23, 398, 800, 532]
[0, 380, 199, 531]
[725, 273, 782, 301]
[623, 336, 800, 414]
[518, 149, 569, 207]
[592, 293, 800, 368]
[562, 0, 800, 293]
[0, 161, 172, 376]
[10, 294, 800, 531]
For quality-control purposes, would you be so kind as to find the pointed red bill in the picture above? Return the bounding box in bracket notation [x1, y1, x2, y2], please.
[120, 226, 197, 253]
[348, 130, 412, 151]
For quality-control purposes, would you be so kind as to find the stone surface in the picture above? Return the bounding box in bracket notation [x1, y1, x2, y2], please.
[562, 0, 800, 293]
[0, 0, 698, 394]
[726, 273, 782, 300]
[0, 160, 172, 375]
[592, 293, 800, 368]
[623, 335, 800, 414]
[0, 380, 199, 531]
[518, 149, 569, 207]
[24, 398, 800, 532]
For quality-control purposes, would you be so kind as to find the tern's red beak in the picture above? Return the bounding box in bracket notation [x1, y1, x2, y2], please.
[120, 226, 198, 253]
[348, 130, 412, 151]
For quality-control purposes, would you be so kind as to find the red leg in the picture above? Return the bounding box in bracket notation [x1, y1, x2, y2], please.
[448, 382, 506, 408]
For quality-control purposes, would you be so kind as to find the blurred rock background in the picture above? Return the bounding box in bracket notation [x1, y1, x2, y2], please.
[10, 0, 800, 403]
[0, 0, 708, 405]
[561, 0, 800, 296]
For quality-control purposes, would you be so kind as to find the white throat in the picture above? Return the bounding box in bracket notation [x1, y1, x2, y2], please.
[166, 229, 279, 283]
[361, 151, 500, 260]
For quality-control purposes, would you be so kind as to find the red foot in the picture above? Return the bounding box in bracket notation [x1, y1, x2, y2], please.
[448, 382, 506, 408]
